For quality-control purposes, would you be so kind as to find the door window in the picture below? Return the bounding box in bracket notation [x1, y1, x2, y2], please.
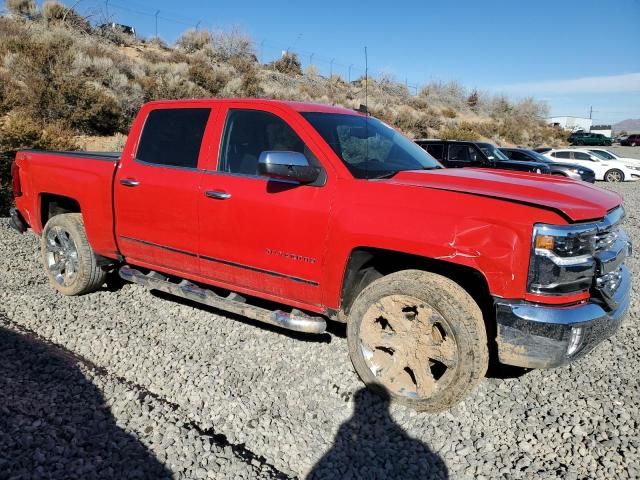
[572, 152, 593, 161]
[425, 144, 444, 160]
[219, 109, 308, 175]
[136, 108, 211, 168]
[448, 144, 482, 162]
[554, 151, 572, 159]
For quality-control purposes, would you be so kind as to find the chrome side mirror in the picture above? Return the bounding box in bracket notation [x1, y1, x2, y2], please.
[258, 151, 320, 184]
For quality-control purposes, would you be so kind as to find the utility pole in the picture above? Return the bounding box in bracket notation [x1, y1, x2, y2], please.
[589, 106, 593, 119]
[309, 53, 314, 66]
[154, 10, 160, 39]
[348, 64, 354, 83]
[330, 58, 334, 78]
[260, 40, 265, 64]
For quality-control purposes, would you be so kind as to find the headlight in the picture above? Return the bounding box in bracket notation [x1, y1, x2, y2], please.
[629, 165, 640, 171]
[528, 224, 597, 295]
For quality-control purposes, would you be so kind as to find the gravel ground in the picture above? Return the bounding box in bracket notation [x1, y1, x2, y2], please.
[1, 180, 639, 479]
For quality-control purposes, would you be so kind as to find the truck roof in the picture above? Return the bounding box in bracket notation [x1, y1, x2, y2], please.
[143, 98, 362, 115]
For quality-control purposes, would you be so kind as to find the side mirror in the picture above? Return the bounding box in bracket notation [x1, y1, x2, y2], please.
[258, 151, 320, 184]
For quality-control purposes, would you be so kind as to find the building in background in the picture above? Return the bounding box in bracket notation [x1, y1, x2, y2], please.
[547, 116, 592, 132]
[591, 124, 612, 137]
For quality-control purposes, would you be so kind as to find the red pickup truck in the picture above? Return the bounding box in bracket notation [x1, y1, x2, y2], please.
[10, 99, 631, 411]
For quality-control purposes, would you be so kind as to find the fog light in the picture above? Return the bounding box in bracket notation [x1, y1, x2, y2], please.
[567, 327, 585, 356]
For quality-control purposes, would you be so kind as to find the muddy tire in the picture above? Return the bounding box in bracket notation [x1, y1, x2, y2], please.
[347, 270, 488, 412]
[604, 169, 624, 183]
[40, 213, 107, 296]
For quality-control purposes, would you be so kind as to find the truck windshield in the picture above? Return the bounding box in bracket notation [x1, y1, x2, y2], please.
[528, 151, 552, 163]
[301, 112, 441, 179]
[478, 144, 510, 161]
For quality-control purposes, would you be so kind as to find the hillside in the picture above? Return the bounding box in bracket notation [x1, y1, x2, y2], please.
[613, 119, 640, 134]
[0, 1, 567, 214]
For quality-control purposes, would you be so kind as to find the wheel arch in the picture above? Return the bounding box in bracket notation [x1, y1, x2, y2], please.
[338, 247, 493, 322]
[40, 193, 81, 230]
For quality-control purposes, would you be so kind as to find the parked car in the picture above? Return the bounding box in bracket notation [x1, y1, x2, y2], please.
[97, 22, 136, 37]
[415, 140, 551, 174]
[500, 148, 595, 182]
[544, 148, 639, 182]
[569, 132, 612, 146]
[587, 148, 640, 169]
[621, 134, 640, 146]
[10, 99, 631, 412]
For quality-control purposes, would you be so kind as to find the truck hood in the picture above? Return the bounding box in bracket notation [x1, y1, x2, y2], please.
[389, 168, 622, 222]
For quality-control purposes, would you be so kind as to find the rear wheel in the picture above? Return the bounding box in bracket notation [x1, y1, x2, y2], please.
[633, 141, 639, 147]
[41, 213, 107, 295]
[347, 270, 488, 412]
[604, 169, 624, 183]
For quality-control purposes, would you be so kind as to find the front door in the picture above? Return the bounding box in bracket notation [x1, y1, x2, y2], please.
[114, 106, 214, 275]
[198, 106, 334, 307]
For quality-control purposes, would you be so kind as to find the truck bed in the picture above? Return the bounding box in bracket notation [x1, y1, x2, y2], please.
[14, 149, 121, 258]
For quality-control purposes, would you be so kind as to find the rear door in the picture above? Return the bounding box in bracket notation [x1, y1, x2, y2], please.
[446, 143, 484, 168]
[114, 105, 216, 275]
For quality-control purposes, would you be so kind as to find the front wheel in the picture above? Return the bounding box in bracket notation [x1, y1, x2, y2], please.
[347, 270, 488, 412]
[41, 213, 107, 295]
[604, 169, 624, 183]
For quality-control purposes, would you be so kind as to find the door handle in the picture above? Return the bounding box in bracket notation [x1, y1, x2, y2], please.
[205, 190, 232, 200]
[120, 178, 140, 187]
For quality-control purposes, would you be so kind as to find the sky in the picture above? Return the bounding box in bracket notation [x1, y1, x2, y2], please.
[70, 0, 640, 124]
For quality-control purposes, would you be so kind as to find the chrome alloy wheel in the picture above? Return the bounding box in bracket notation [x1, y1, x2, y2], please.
[45, 226, 80, 286]
[605, 170, 623, 182]
[359, 295, 458, 399]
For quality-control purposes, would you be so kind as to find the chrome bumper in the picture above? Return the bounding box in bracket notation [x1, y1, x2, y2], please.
[495, 265, 631, 369]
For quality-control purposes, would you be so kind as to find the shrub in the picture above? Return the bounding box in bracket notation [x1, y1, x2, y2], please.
[0, 111, 78, 153]
[270, 52, 302, 75]
[5, 0, 36, 17]
[441, 107, 457, 118]
[176, 28, 211, 53]
[210, 27, 255, 62]
[42, 1, 90, 31]
[439, 122, 480, 141]
[467, 89, 479, 111]
[240, 66, 263, 97]
[188, 63, 229, 95]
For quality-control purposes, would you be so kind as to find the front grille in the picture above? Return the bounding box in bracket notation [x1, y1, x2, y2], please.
[595, 226, 619, 252]
[592, 207, 629, 309]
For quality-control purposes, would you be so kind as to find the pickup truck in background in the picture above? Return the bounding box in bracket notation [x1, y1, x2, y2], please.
[415, 139, 551, 174]
[10, 99, 632, 411]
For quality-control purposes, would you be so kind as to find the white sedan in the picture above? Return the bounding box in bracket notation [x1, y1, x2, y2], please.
[588, 148, 640, 168]
[544, 149, 640, 182]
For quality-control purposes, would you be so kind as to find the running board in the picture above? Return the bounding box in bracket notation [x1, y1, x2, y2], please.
[118, 266, 327, 334]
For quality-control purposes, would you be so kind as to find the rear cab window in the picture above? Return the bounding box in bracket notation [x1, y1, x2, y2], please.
[136, 108, 211, 169]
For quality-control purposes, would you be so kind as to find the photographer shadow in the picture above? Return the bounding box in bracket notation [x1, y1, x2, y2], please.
[307, 388, 448, 480]
[0, 322, 171, 479]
